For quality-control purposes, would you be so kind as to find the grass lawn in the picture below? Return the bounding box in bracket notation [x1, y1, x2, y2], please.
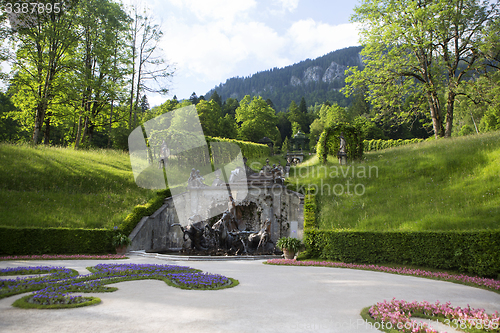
[0, 143, 156, 229]
[0, 143, 289, 229]
[287, 131, 500, 231]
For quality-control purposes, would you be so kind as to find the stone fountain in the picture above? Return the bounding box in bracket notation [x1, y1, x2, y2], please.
[128, 163, 304, 256]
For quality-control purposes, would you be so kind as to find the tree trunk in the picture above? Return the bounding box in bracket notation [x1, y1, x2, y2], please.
[32, 103, 45, 144]
[426, 89, 444, 139]
[108, 100, 114, 148]
[445, 90, 456, 138]
[75, 114, 83, 149]
[43, 111, 52, 145]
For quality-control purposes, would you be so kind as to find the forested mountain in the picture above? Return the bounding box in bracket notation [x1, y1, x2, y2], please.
[204, 46, 363, 112]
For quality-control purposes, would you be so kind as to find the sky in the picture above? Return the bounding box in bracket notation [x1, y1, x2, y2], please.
[127, 0, 362, 106]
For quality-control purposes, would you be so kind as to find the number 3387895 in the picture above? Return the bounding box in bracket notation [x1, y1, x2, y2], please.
[4, 2, 62, 14]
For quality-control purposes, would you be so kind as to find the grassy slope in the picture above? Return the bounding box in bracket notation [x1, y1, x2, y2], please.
[288, 131, 500, 231]
[0, 144, 156, 229]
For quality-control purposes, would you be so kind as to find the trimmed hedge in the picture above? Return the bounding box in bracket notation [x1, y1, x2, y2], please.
[0, 227, 115, 255]
[303, 194, 317, 229]
[304, 229, 500, 278]
[206, 136, 270, 159]
[317, 123, 364, 164]
[363, 138, 424, 152]
[120, 188, 173, 236]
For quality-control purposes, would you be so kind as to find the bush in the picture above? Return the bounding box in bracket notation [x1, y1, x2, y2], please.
[363, 138, 424, 152]
[276, 237, 302, 253]
[304, 229, 500, 278]
[0, 227, 115, 255]
[206, 136, 270, 160]
[304, 194, 317, 229]
[120, 188, 173, 236]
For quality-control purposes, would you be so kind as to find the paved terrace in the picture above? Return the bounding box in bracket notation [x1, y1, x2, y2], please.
[1, 254, 499, 333]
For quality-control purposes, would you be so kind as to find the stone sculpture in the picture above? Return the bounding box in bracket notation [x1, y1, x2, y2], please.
[188, 168, 207, 187]
[172, 175, 276, 255]
[338, 133, 347, 165]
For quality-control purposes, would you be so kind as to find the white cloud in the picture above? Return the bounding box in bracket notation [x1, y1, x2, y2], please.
[273, 0, 299, 12]
[167, 0, 257, 22]
[148, 0, 361, 100]
[287, 19, 360, 59]
[162, 15, 289, 84]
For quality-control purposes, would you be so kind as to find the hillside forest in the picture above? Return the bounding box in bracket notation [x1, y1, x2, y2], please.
[0, 0, 499, 150]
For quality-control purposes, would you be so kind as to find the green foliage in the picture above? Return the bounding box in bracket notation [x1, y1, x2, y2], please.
[236, 96, 280, 143]
[111, 233, 131, 247]
[363, 138, 424, 152]
[120, 189, 171, 236]
[304, 229, 500, 278]
[281, 136, 290, 152]
[0, 143, 156, 229]
[206, 137, 270, 160]
[316, 123, 364, 163]
[13, 296, 101, 309]
[196, 100, 222, 137]
[303, 194, 317, 229]
[288, 131, 500, 232]
[276, 237, 302, 253]
[347, 0, 498, 138]
[0, 227, 115, 255]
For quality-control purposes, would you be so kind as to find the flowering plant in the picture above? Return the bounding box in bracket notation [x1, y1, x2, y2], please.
[1, 263, 237, 309]
[368, 298, 499, 332]
[112, 233, 131, 247]
[276, 237, 302, 253]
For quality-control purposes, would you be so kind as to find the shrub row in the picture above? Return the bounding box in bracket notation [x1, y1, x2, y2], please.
[304, 229, 500, 278]
[0, 227, 115, 255]
[303, 194, 317, 229]
[206, 136, 270, 160]
[120, 188, 173, 236]
[363, 138, 424, 152]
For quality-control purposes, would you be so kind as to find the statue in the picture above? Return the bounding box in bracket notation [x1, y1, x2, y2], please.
[188, 168, 207, 187]
[158, 140, 170, 168]
[338, 132, 347, 165]
[211, 169, 224, 186]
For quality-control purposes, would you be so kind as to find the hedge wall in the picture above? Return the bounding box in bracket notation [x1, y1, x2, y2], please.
[363, 138, 424, 152]
[0, 227, 115, 255]
[206, 136, 270, 160]
[303, 194, 317, 229]
[120, 187, 173, 236]
[304, 229, 500, 278]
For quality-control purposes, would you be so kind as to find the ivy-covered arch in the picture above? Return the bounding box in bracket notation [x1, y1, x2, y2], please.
[316, 123, 364, 164]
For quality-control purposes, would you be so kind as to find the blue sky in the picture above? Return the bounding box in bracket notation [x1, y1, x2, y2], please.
[128, 0, 362, 106]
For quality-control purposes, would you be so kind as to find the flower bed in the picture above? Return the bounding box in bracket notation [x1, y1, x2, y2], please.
[0, 254, 127, 261]
[1, 263, 238, 309]
[366, 298, 499, 332]
[265, 259, 500, 291]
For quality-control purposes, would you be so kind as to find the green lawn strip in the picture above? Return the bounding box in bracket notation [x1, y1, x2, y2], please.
[12, 296, 101, 309]
[264, 259, 500, 294]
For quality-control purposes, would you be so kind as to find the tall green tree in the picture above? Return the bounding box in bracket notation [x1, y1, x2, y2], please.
[8, 3, 79, 144]
[196, 99, 221, 137]
[73, 0, 130, 148]
[209, 91, 222, 107]
[345, 0, 499, 138]
[128, 4, 172, 129]
[236, 95, 279, 143]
